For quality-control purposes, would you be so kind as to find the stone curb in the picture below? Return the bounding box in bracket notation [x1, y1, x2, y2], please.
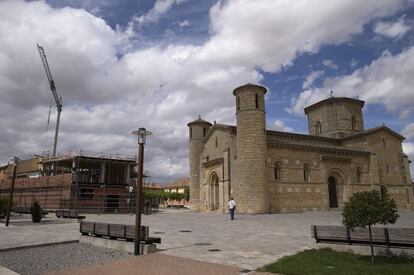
[0, 240, 79, 252]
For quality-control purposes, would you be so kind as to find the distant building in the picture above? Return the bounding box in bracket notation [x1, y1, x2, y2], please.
[143, 182, 163, 191]
[164, 177, 189, 193]
[188, 83, 413, 214]
[0, 151, 139, 213]
[164, 177, 190, 207]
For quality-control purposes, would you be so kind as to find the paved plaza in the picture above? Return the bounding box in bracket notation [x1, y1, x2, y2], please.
[1, 209, 414, 273]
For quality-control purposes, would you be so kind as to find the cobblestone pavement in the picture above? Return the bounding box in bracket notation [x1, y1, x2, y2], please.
[1, 210, 414, 272]
[0, 243, 130, 275]
[46, 253, 240, 275]
[0, 216, 79, 251]
[84, 209, 414, 270]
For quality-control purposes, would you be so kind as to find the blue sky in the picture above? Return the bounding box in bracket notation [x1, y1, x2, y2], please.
[1, 0, 414, 181]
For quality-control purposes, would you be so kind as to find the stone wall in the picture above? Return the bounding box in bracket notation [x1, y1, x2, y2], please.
[306, 99, 364, 138]
[188, 119, 211, 210]
[267, 145, 372, 212]
[0, 174, 72, 209]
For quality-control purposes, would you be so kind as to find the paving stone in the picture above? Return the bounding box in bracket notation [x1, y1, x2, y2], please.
[1, 209, 414, 271]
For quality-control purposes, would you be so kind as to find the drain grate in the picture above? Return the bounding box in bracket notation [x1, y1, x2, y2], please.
[179, 230, 192, 233]
[240, 269, 252, 273]
[193, 243, 212, 246]
[153, 232, 165, 234]
[208, 249, 222, 252]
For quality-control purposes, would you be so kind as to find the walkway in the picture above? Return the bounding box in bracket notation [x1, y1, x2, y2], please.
[2, 210, 414, 273]
[46, 253, 240, 275]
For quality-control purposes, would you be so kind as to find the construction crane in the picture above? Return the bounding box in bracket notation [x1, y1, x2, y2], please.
[37, 44, 62, 157]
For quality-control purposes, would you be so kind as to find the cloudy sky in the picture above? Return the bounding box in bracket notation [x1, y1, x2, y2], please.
[1, 0, 414, 182]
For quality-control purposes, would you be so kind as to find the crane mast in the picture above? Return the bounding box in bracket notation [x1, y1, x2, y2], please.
[37, 44, 62, 157]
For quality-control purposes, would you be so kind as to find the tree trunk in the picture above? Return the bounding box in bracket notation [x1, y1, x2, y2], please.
[369, 224, 374, 262]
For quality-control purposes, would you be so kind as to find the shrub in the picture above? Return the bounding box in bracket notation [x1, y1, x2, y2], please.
[31, 201, 43, 223]
[0, 197, 10, 217]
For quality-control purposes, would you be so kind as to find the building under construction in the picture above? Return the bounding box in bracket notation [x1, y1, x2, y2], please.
[0, 152, 160, 213]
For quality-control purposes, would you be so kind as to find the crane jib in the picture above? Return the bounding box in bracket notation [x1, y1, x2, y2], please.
[37, 43, 63, 158]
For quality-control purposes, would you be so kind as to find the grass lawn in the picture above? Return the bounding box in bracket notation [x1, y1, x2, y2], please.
[257, 248, 414, 275]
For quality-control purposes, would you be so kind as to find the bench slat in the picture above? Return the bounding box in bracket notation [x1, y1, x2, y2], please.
[312, 225, 414, 247]
[109, 224, 126, 239]
[95, 223, 109, 236]
[80, 221, 95, 234]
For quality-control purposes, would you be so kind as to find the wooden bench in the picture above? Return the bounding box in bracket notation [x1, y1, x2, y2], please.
[56, 209, 85, 220]
[311, 225, 414, 248]
[80, 221, 161, 244]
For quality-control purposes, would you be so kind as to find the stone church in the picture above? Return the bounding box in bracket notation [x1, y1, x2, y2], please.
[188, 83, 413, 214]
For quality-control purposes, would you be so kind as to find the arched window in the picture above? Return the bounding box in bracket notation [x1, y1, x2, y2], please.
[315, 120, 322, 135]
[189, 128, 192, 139]
[255, 94, 259, 109]
[203, 127, 206, 137]
[237, 96, 240, 111]
[386, 164, 389, 174]
[351, 116, 356, 130]
[356, 167, 362, 183]
[303, 164, 310, 183]
[274, 162, 281, 181]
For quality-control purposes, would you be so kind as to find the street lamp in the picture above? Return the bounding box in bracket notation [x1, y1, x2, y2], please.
[131, 127, 152, 255]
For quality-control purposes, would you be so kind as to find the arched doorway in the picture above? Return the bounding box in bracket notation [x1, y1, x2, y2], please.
[328, 176, 338, 208]
[209, 173, 220, 210]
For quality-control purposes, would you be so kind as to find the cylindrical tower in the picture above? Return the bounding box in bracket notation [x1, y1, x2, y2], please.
[188, 116, 211, 210]
[233, 83, 269, 213]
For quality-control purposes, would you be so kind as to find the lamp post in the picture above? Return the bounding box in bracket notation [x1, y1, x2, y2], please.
[131, 127, 152, 255]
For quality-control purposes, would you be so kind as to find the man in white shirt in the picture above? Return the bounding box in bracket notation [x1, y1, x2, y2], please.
[129, 185, 135, 215]
[228, 197, 236, 220]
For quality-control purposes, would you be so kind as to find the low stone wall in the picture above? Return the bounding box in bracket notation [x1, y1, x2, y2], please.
[79, 235, 156, 254]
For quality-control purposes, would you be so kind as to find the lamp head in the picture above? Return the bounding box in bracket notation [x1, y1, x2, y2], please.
[132, 128, 152, 145]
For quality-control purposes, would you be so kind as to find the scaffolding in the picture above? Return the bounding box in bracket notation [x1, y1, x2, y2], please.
[0, 152, 160, 213]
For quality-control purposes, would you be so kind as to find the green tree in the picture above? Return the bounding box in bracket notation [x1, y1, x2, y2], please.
[342, 190, 399, 262]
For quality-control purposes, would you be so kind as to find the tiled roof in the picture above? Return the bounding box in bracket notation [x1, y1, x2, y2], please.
[143, 183, 163, 189]
[187, 116, 212, 127]
[304, 97, 364, 114]
[164, 177, 189, 188]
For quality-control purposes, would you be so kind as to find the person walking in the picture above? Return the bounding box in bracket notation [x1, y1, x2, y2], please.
[228, 197, 236, 220]
[128, 185, 135, 215]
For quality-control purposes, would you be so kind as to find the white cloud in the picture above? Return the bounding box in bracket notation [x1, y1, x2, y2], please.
[303, 70, 324, 89]
[374, 16, 411, 39]
[196, 0, 407, 73]
[350, 58, 359, 68]
[135, 0, 186, 26]
[402, 123, 414, 140]
[0, 0, 410, 182]
[289, 47, 414, 116]
[402, 123, 414, 176]
[178, 20, 191, 28]
[270, 120, 294, 132]
[322, 59, 338, 69]
[402, 142, 414, 176]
